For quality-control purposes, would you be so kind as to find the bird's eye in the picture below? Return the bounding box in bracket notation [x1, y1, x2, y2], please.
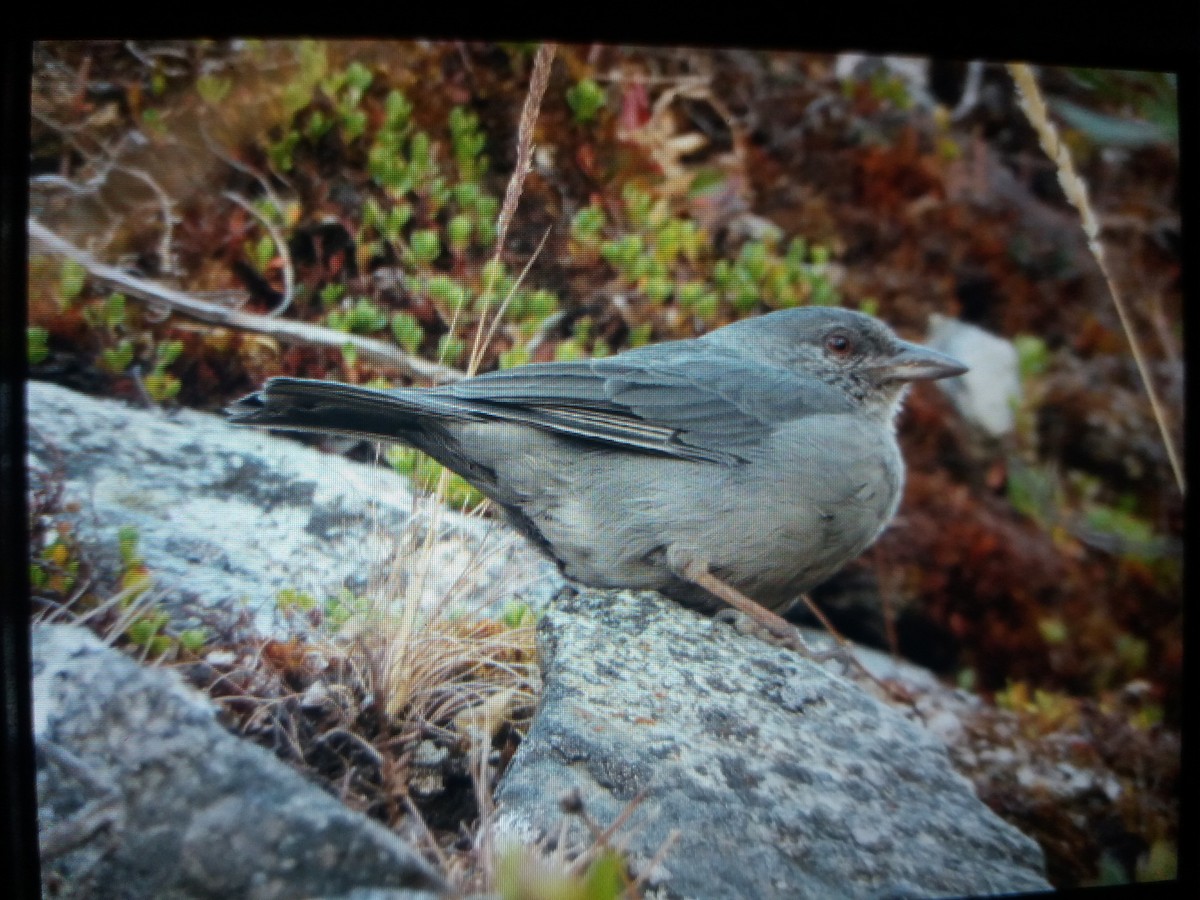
[824, 332, 853, 356]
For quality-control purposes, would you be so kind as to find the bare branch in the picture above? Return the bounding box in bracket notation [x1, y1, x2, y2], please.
[28, 217, 462, 384]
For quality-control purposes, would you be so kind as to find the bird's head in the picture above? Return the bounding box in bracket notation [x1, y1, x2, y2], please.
[708, 307, 968, 420]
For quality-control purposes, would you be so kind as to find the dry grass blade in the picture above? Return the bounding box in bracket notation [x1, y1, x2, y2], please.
[1007, 63, 1184, 495]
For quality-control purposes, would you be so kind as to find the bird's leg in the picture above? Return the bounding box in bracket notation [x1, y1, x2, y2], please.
[668, 551, 834, 660]
[790, 591, 912, 700]
[667, 551, 912, 705]
[695, 571, 914, 703]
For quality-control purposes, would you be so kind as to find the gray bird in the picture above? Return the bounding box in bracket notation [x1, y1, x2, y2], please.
[228, 307, 966, 633]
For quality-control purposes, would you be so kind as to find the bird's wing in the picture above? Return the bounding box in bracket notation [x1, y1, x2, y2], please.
[436, 343, 854, 463]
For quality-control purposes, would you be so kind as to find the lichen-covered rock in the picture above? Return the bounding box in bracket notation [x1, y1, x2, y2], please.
[494, 589, 1051, 899]
[26, 380, 561, 636]
[33, 624, 447, 900]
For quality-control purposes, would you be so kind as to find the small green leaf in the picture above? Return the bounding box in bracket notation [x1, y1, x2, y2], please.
[196, 75, 232, 105]
[693, 291, 720, 322]
[1014, 335, 1050, 380]
[320, 283, 346, 307]
[524, 289, 558, 321]
[178, 628, 209, 652]
[642, 274, 673, 304]
[566, 78, 607, 124]
[28, 327, 49, 365]
[408, 229, 441, 265]
[343, 61, 373, 94]
[156, 340, 184, 368]
[453, 181, 481, 209]
[502, 601, 536, 628]
[499, 347, 529, 369]
[254, 234, 276, 272]
[341, 109, 367, 141]
[581, 850, 625, 900]
[269, 132, 300, 172]
[347, 298, 387, 333]
[571, 204, 606, 243]
[555, 340, 584, 362]
[104, 293, 127, 328]
[118, 526, 140, 565]
[1037, 617, 1068, 645]
[447, 214, 472, 251]
[144, 372, 181, 402]
[622, 183, 653, 227]
[277, 587, 317, 611]
[102, 340, 135, 373]
[384, 89, 412, 129]
[391, 312, 424, 353]
[628, 323, 653, 348]
[58, 259, 87, 304]
[306, 109, 331, 140]
[437, 334, 465, 365]
[128, 609, 170, 647]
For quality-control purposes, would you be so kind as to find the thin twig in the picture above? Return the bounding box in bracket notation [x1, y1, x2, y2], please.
[121, 167, 180, 277]
[630, 828, 681, 895]
[794, 592, 909, 704]
[223, 190, 296, 318]
[1008, 63, 1184, 494]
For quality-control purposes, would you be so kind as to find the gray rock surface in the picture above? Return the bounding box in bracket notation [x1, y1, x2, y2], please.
[26, 380, 562, 635]
[33, 624, 447, 899]
[494, 589, 1051, 899]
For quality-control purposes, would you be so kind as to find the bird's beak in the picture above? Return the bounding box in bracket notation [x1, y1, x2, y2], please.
[874, 341, 969, 382]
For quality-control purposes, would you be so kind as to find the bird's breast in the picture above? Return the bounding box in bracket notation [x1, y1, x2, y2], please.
[704, 414, 904, 606]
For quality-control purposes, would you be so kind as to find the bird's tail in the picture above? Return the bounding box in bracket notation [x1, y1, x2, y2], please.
[226, 377, 472, 444]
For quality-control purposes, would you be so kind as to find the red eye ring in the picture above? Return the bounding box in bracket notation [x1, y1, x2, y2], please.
[825, 332, 852, 355]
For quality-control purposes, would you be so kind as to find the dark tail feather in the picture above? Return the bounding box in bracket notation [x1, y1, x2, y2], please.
[226, 377, 471, 443]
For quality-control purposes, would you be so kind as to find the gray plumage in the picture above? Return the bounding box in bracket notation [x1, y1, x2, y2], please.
[227, 307, 966, 615]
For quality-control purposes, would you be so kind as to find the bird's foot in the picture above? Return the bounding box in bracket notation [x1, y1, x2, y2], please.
[712, 608, 837, 660]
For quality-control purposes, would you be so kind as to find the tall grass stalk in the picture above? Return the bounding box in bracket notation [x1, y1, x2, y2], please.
[1008, 63, 1184, 494]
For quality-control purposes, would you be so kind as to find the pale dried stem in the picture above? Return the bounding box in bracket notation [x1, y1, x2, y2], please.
[630, 828, 681, 895]
[1008, 63, 1185, 494]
